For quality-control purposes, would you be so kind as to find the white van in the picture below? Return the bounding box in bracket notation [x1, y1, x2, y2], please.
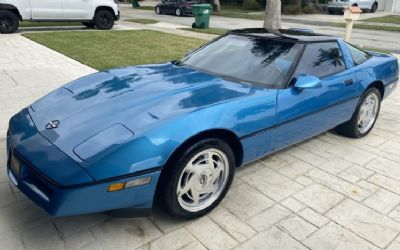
[327, 0, 378, 14]
[0, 0, 120, 33]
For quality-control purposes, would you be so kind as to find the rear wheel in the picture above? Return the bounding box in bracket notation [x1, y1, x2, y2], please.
[370, 2, 378, 13]
[82, 21, 95, 28]
[155, 6, 161, 14]
[175, 8, 182, 16]
[335, 87, 381, 138]
[94, 10, 114, 30]
[0, 10, 19, 34]
[160, 139, 235, 219]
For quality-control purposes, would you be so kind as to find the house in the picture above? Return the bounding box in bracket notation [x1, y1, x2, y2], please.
[377, 0, 399, 12]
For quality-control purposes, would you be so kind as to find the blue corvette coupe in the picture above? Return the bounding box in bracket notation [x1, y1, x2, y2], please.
[6, 29, 399, 218]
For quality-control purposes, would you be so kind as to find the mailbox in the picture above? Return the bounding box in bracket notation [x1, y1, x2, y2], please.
[344, 6, 362, 20]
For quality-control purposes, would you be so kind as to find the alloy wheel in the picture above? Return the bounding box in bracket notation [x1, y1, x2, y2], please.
[177, 148, 229, 212]
[0, 16, 11, 31]
[357, 92, 379, 134]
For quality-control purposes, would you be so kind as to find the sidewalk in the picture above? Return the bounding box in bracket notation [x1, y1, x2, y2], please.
[0, 34, 96, 137]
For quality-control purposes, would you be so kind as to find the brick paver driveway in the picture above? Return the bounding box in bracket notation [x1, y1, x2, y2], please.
[1, 34, 400, 250]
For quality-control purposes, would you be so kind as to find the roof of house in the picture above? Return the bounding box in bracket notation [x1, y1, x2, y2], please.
[230, 28, 337, 42]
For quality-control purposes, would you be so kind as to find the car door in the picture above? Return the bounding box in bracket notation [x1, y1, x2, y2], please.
[273, 41, 359, 151]
[63, 0, 92, 19]
[357, 0, 371, 9]
[30, 0, 63, 19]
[160, 0, 169, 13]
[167, 0, 178, 13]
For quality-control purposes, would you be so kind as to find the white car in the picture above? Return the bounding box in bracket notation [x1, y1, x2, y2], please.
[327, 0, 378, 14]
[0, 0, 120, 33]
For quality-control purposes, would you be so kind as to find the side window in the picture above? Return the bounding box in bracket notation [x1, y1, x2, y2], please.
[346, 43, 370, 66]
[293, 42, 346, 78]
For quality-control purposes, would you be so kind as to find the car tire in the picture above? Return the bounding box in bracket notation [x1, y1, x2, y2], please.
[94, 10, 114, 30]
[335, 87, 381, 138]
[328, 10, 334, 14]
[370, 3, 378, 13]
[155, 6, 161, 14]
[82, 21, 95, 28]
[175, 8, 182, 16]
[160, 138, 235, 219]
[0, 10, 19, 34]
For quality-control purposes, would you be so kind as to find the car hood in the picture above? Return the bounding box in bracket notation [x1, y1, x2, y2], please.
[29, 63, 254, 163]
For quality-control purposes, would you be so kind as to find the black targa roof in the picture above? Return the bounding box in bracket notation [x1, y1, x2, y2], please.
[229, 28, 337, 42]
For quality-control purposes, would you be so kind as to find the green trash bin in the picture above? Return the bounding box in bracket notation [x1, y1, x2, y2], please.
[192, 4, 212, 29]
[132, 0, 140, 8]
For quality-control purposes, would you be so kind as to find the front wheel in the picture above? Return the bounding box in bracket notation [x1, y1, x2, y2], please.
[336, 87, 381, 138]
[161, 139, 235, 219]
[175, 8, 182, 16]
[94, 10, 114, 30]
[155, 6, 161, 14]
[0, 10, 19, 34]
[370, 3, 378, 13]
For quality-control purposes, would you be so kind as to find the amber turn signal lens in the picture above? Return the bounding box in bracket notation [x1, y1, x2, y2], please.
[107, 182, 125, 192]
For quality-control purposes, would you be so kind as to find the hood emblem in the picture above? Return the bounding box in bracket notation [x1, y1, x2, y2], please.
[46, 120, 60, 129]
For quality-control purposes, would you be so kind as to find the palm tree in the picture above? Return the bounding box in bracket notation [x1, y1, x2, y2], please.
[214, 0, 221, 12]
[263, 0, 281, 29]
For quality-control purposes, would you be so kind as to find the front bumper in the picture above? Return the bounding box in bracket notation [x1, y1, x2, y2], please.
[6, 109, 161, 216]
[115, 10, 120, 21]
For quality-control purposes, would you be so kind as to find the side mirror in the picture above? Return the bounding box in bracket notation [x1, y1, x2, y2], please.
[294, 75, 322, 90]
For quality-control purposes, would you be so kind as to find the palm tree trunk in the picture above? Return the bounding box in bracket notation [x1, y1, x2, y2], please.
[263, 0, 281, 29]
[214, 0, 221, 12]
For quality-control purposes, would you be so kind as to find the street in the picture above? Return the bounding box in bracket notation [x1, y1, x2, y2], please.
[120, 5, 400, 53]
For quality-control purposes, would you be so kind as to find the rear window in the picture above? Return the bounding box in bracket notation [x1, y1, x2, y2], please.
[346, 43, 370, 66]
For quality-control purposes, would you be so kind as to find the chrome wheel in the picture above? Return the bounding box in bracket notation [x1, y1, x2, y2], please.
[0, 16, 11, 30]
[156, 7, 160, 14]
[177, 148, 229, 212]
[176, 8, 181, 16]
[358, 92, 379, 134]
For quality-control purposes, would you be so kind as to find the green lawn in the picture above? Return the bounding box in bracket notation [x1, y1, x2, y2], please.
[216, 12, 264, 20]
[20, 21, 83, 27]
[363, 15, 400, 24]
[180, 27, 228, 35]
[23, 30, 205, 70]
[220, 3, 249, 13]
[215, 12, 400, 32]
[363, 47, 392, 54]
[126, 18, 159, 24]
[333, 22, 400, 32]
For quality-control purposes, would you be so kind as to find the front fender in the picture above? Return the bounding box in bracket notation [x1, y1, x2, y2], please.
[84, 88, 277, 181]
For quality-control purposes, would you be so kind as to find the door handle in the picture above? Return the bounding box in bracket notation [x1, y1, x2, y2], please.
[344, 79, 354, 86]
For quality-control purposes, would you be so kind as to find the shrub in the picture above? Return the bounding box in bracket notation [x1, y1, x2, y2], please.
[243, 0, 261, 11]
[282, 4, 301, 14]
[255, 0, 266, 7]
[302, 5, 317, 13]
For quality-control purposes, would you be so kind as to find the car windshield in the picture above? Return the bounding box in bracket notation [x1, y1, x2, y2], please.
[180, 34, 302, 88]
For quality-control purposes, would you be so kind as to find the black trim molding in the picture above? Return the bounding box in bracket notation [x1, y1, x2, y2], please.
[239, 95, 360, 140]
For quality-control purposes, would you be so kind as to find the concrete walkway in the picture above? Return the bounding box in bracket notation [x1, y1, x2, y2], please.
[1, 25, 400, 250]
[0, 34, 96, 137]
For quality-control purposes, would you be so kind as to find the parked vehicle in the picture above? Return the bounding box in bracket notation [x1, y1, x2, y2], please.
[327, 0, 378, 14]
[0, 0, 120, 34]
[155, 0, 199, 16]
[6, 29, 399, 219]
